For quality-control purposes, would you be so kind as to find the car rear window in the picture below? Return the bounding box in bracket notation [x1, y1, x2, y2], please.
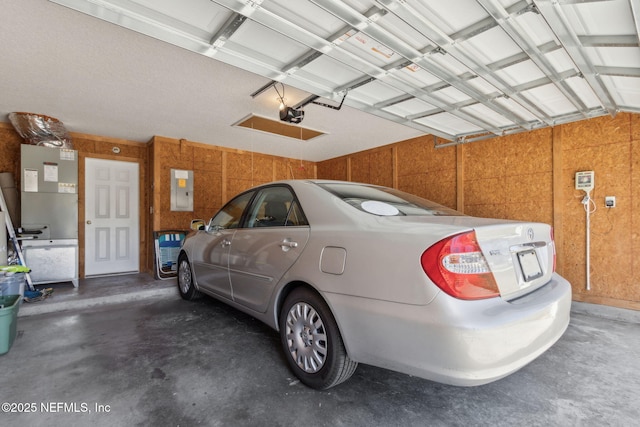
[317, 183, 464, 216]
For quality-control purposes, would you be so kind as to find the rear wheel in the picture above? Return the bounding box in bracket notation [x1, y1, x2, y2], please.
[279, 287, 357, 389]
[177, 253, 201, 300]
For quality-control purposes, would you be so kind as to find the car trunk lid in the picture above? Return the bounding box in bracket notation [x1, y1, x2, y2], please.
[473, 222, 555, 300]
[377, 215, 555, 301]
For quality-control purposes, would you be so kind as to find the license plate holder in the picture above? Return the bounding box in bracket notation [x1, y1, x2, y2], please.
[518, 249, 543, 282]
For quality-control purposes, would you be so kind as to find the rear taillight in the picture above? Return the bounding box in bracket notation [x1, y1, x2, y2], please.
[421, 231, 500, 300]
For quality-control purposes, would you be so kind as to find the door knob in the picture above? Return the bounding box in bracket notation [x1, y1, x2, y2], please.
[86, 220, 92, 224]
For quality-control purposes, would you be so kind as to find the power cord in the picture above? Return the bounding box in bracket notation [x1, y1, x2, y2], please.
[581, 191, 596, 214]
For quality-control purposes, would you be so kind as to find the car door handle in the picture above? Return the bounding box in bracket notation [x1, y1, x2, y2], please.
[279, 240, 298, 251]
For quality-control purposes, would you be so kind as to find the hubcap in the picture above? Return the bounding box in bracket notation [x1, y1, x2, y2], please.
[285, 302, 327, 373]
[179, 260, 191, 294]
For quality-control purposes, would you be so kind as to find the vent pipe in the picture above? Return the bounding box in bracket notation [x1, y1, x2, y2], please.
[8, 112, 73, 149]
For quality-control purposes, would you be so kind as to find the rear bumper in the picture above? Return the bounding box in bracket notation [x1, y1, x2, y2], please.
[327, 273, 572, 386]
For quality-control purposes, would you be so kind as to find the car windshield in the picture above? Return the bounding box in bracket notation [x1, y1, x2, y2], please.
[317, 182, 464, 217]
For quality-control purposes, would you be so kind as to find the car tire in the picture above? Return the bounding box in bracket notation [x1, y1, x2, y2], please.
[279, 287, 357, 390]
[177, 253, 201, 300]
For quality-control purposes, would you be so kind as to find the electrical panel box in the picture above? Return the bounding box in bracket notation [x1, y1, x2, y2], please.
[575, 171, 595, 192]
[170, 169, 193, 211]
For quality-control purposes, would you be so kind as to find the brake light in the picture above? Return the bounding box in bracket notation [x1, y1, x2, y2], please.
[421, 231, 500, 300]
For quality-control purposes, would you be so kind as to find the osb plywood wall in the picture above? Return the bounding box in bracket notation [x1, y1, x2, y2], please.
[317, 139, 458, 211]
[560, 114, 640, 308]
[0, 122, 148, 278]
[463, 128, 554, 224]
[0, 124, 22, 179]
[317, 139, 457, 208]
[4, 113, 640, 309]
[397, 138, 457, 208]
[462, 114, 640, 309]
[316, 113, 640, 310]
[149, 135, 316, 231]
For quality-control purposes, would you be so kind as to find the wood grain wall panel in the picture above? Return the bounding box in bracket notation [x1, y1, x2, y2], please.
[252, 154, 275, 183]
[224, 152, 251, 182]
[298, 160, 316, 179]
[464, 138, 507, 180]
[396, 138, 429, 175]
[192, 142, 223, 221]
[505, 172, 552, 204]
[156, 138, 178, 164]
[504, 200, 553, 224]
[424, 141, 456, 173]
[193, 145, 222, 172]
[193, 170, 222, 220]
[396, 173, 426, 199]
[562, 133, 634, 300]
[464, 177, 505, 207]
[632, 114, 640, 141]
[150, 138, 320, 264]
[350, 152, 370, 183]
[589, 238, 634, 299]
[158, 165, 173, 215]
[73, 134, 146, 159]
[561, 113, 631, 149]
[394, 136, 456, 207]
[426, 170, 457, 208]
[5, 112, 640, 308]
[226, 151, 253, 180]
[504, 129, 553, 175]
[465, 204, 507, 219]
[167, 141, 194, 170]
[630, 139, 640, 302]
[396, 172, 457, 209]
[148, 140, 157, 272]
[160, 212, 194, 230]
[463, 131, 554, 230]
[274, 158, 290, 181]
[276, 158, 315, 180]
[71, 137, 96, 153]
[0, 125, 22, 177]
[226, 178, 256, 199]
[317, 157, 347, 180]
[370, 148, 393, 187]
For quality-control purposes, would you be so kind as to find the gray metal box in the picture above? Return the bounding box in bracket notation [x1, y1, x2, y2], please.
[170, 169, 193, 211]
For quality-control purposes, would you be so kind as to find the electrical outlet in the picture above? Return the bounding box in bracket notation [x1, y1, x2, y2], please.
[605, 196, 616, 208]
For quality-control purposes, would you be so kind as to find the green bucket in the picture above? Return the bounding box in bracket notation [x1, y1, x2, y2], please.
[0, 295, 21, 355]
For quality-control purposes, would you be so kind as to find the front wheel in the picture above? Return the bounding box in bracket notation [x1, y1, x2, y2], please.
[279, 287, 357, 389]
[177, 253, 201, 300]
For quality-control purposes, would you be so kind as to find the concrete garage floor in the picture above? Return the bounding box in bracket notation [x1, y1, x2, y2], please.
[1, 274, 639, 426]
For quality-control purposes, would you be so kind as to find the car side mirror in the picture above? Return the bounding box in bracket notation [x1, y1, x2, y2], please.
[190, 219, 205, 231]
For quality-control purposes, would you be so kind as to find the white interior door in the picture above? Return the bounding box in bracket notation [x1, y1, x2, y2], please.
[85, 158, 139, 276]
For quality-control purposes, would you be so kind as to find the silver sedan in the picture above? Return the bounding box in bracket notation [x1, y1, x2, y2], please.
[178, 180, 571, 389]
